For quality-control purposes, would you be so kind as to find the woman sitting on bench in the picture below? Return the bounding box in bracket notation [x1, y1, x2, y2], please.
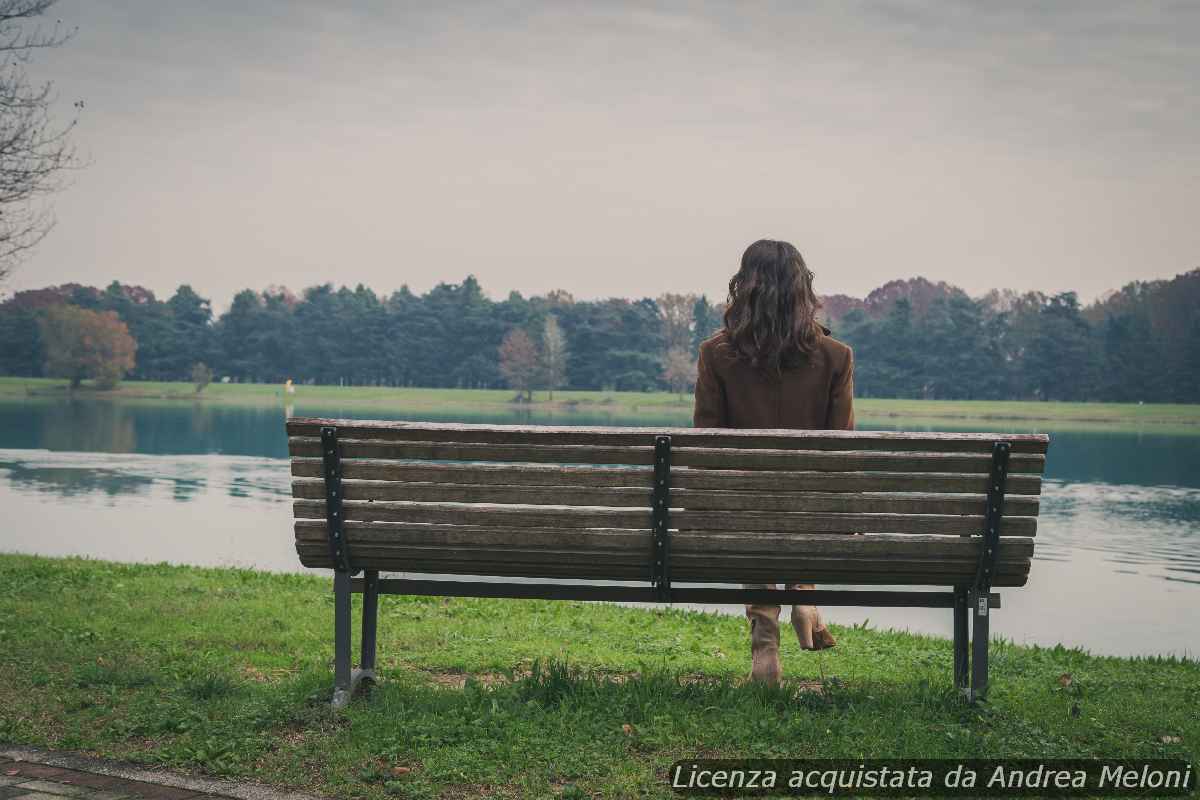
[693, 238, 855, 684]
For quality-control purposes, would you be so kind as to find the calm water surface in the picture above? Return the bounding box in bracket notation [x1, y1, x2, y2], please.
[1, 397, 1197, 659]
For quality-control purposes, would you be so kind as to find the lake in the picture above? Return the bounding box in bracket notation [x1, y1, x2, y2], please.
[1, 396, 1197, 659]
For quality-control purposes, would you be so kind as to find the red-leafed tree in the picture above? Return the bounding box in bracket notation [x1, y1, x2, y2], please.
[661, 346, 698, 399]
[498, 328, 539, 402]
[40, 305, 136, 389]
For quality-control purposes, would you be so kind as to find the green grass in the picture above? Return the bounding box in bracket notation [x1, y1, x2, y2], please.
[2, 376, 1199, 432]
[0, 555, 1195, 799]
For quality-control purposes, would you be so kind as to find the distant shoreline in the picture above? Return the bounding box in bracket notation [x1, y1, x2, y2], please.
[2, 376, 1198, 432]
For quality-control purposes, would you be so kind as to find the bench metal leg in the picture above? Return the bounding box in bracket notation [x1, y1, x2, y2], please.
[953, 586, 969, 691]
[332, 569, 354, 708]
[331, 569, 381, 709]
[968, 589, 990, 703]
[360, 570, 380, 675]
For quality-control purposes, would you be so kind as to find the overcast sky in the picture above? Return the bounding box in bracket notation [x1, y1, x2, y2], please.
[6, 0, 1199, 306]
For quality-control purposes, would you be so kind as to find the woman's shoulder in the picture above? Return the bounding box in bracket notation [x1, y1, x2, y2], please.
[818, 328, 852, 357]
[817, 329, 854, 372]
[698, 330, 735, 364]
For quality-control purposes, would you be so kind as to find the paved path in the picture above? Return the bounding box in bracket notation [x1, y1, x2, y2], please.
[0, 749, 327, 800]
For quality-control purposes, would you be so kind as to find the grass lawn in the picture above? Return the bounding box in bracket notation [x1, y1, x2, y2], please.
[2, 376, 1199, 432]
[0, 555, 1195, 799]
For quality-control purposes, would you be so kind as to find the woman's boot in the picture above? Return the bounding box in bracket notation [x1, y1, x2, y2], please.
[746, 606, 782, 684]
[789, 584, 836, 650]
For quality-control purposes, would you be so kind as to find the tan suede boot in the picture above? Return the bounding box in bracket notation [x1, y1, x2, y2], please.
[747, 612, 782, 685]
[791, 604, 836, 651]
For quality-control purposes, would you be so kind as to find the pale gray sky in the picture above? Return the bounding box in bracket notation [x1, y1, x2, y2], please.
[7, 0, 1199, 306]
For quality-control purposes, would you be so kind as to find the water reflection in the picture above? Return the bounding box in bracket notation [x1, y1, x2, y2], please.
[0, 459, 155, 497]
[0, 449, 292, 502]
[1040, 480, 1200, 585]
[0, 398, 291, 457]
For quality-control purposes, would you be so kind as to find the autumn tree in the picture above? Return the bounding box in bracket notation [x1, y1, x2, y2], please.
[661, 346, 698, 399]
[657, 292, 697, 354]
[540, 315, 568, 400]
[40, 305, 136, 389]
[498, 328, 539, 402]
[0, 1, 80, 280]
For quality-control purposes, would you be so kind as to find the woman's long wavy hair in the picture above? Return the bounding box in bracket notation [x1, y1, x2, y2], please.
[722, 239, 824, 374]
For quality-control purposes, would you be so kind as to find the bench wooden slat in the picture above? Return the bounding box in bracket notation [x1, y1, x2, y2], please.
[291, 478, 1040, 516]
[287, 437, 1045, 474]
[294, 542, 1030, 574]
[294, 520, 1035, 559]
[291, 499, 1038, 536]
[672, 566, 1030, 587]
[294, 548, 1031, 586]
[295, 553, 649, 580]
[290, 458, 1044, 495]
[288, 417, 1050, 454]
[296, 554, 1026, 586]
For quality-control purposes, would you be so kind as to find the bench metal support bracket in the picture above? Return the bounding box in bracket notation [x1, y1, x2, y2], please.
[320, 426, 355, 575]
[973, 441, 1010, 595]
[323, 425, 376, 709]
[650, 434, 672, 602]
[958, 440, 1011, 703]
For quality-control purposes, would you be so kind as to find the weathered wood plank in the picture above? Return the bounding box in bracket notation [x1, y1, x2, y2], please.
[675, 448, 1044, 474]
[291, 499, 1038, 536]
[680, 489, 1037, 516]
[291, 479, 653, 505]
[293, 520, 1035, 559]
[291, 478, 1040, 516]
[295, 553, 649, 580]
[295, 543, 642, 565]
[295, 542, 1028, 574]
[671, 531, 1035, 558]
[671, 568, 1029, 587]
[287, 437, 1045, 474]
[290, 458, 1044, 495]
[668, 468, 1042, 496]
[294, 520, 651, 550]
[287, 417, 1050, 454]
[292, 459, 653, 485]
[670, 555, 1030, 574]
[294, 543, 1030, 576]
[294, 550, 1030, 586]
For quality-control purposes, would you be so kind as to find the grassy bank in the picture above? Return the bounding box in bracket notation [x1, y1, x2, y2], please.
[3, 376, 1200, 431]
[0, 555, 1195, 799]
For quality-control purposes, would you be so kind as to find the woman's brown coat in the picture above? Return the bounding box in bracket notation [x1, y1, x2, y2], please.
[692, 327, 855, 431]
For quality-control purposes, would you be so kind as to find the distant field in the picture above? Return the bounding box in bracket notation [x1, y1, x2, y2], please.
[2, 376, 1198, 431]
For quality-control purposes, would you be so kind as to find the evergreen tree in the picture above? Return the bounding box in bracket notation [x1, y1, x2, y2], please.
[691, 295, 722, 350]
[1021, 292, 1100, 401]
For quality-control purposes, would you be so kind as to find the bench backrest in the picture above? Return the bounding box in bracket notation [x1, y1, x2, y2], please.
[287, 417, 1048, 588]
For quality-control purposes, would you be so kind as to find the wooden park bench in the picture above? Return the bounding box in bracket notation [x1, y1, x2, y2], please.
[286, 417, 1049, 707]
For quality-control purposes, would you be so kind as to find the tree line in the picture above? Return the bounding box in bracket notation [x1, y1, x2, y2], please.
[1, 269, 1198, 403]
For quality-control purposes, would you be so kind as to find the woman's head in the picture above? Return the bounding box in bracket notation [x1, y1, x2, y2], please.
[722, 239, 824, 374]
